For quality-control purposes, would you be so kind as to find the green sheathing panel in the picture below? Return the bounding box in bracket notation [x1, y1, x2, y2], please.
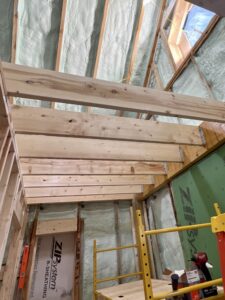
[171, 143, 225, 279]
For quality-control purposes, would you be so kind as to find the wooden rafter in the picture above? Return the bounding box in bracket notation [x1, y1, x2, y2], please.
[125, 1, 144, 84]
[11, 0, 19, 63]
[55, 0, 67, 72]
[11, 105, 204, 145]
[3, 62, 225, 122]
[118, 1, 144, 117]
[88, 0, 110, 113]
[9, 0, 19, 105]
[143, 0, 167, 87]
[51, 0, 67, 109]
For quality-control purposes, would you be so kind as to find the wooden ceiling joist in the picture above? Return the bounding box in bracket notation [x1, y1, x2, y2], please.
[16, 134, 183, 162]
[3, 62, 225, 122]
[25, 185, 143, 198]
[23, 174, 154, 187]
[12, 105, 203, 145]
[26, 193, 135, 205]
[20, 158, 166, 175]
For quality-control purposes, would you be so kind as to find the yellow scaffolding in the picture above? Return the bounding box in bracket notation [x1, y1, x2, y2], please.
[93, 203, 225, 300]
[93, 241, 141, 300]
[136, 203, 224, 300]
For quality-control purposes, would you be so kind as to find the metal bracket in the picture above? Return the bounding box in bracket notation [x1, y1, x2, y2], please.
[211, 213, 225, 233]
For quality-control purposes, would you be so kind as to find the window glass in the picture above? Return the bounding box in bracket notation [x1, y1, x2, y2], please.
[183, 6, 215, 46]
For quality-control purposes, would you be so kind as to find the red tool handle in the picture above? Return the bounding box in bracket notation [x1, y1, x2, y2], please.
[18, 245, 30, 289]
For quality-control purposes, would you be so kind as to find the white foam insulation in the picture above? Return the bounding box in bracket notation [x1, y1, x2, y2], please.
[146, 188, 185, 276]
[194, 18, 225, 101]
[0, 0, 14, 62]
[131, 0, 163, 86]
[154, 37, 174, 87]
[81, 201, 137, 300]
[97, 0, 138, 82]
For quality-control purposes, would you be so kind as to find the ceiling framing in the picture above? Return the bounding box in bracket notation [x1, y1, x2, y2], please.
[1, 62, 225, 204]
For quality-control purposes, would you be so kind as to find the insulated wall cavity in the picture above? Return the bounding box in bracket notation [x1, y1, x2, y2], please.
[146, 188, 185, 277]
[0, 0, 14, 62]
[81, 201, 136, 300]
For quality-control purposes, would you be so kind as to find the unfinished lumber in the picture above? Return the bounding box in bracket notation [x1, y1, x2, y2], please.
[51, 0, 67, 109]
[26, 194, 135, 205]
[0, 127, 10, 160]
[3, 62, 225, 121]
[20, 158, 166, 175]
[144, 0, 167, 87]
[25, 185, 143, 198]
[36, 218, 77, 235]
[13, 187, 23, 229]
[12, 105, 203, 145]
[0, 169, 20, 268]
[0, 136, 12, 182]
[0, 152, 15, 214]
[16, 134, 183, 162]
[23, 174, 154, 187]
[0, 213, 27, 300]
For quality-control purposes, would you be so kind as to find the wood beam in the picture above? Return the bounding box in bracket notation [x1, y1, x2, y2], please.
[20, 158, 166, 175]
[11, 105, 203, 145]
[26, 194, 135, 205]
[55, 0, 67, 72]
[11, 0, 18, 64]
[25, 185, 143, 198]
[23, 174, 154, 187]
[0, 169, 20, 268]
[16, 134, 183, 162]
[3, 62, 225, 122]
[36, 218, 77, 235]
